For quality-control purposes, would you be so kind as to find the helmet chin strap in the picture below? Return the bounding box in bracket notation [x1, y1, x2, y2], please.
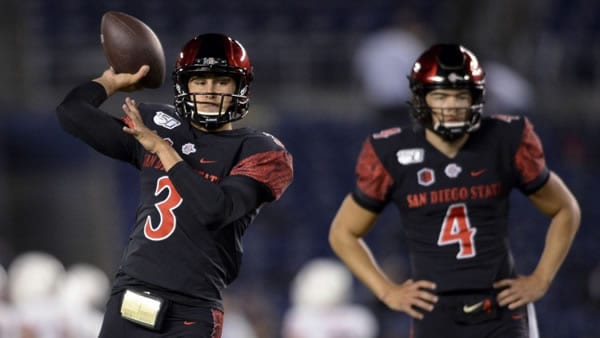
[431, 121, 470, 141]
[195, 111, 221, 116]
[190, 110, 226, 123]
[433, 121, 467, 129]
[429, 105, 483, 141]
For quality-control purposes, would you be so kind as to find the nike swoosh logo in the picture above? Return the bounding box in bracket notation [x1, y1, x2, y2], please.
[199, 158, 217, 164]
[183, 321, 197, 326]
[470, 169, 487, 177]
[463, 301, 483, 313]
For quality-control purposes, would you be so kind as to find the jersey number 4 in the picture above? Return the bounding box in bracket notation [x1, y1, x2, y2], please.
[144, 176, 183, 241]
[437, 203, 477, 259]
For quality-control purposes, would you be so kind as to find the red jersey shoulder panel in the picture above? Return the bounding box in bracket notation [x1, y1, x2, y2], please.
[514, 117, 547, 185]
[230, 149, 293, 201]
[355, 137, 394, 202]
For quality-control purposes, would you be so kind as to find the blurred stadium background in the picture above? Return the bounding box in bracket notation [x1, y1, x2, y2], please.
[0, 0, 599, 337]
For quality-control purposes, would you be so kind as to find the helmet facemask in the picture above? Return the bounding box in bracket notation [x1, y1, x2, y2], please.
[408, 44, 485, 141]
[173, 34, 253, 130]
[411, 89, 483, 141]
[174, 69, 249, 129]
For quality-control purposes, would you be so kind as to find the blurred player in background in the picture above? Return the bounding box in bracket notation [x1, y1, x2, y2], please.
[282, 258, 378, 338]
[329, 43, 580, 337]
[353, 8, 430, 128]
[7, 251, 66, 338]
[58, 263, 111, 338]
[57, 33, 293, 338]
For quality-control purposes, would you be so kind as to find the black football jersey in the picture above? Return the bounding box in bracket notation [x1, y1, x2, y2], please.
[57, 82, 293, 309]
[352, 115, 549, 292]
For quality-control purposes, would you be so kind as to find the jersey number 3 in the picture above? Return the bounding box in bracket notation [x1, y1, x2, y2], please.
[144, 176, 183, 241]
[437, 203, 477, 259]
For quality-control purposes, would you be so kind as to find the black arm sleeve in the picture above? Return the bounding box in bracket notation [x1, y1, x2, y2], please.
[168, 161, 270, 230]
[56, 81, 139, 166]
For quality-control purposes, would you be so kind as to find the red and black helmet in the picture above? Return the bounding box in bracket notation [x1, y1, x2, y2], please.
[173, 33, 253, 128]
[408, 44, 485, 140]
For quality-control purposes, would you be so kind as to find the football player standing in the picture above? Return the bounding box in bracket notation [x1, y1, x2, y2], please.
[329, 44, 580, 337]
[57, 33, 293, 338]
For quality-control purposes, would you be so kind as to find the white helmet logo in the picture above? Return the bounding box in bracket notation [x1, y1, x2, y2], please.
[448, 73, 463, 83]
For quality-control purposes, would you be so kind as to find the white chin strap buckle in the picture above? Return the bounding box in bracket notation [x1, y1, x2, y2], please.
[196, 111, 221, 116]
[434, 121, 467, 130]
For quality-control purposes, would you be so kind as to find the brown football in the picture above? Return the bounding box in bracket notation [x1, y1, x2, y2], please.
[100, 11, 166, 88]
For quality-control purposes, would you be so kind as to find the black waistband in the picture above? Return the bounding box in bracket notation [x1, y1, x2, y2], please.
[436, 288, 497, 297]
[433, 288, 498, 311]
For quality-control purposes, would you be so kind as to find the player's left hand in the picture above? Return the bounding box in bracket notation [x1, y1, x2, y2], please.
[493, 274, 550, 309]
[121, 97, 169, 154]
